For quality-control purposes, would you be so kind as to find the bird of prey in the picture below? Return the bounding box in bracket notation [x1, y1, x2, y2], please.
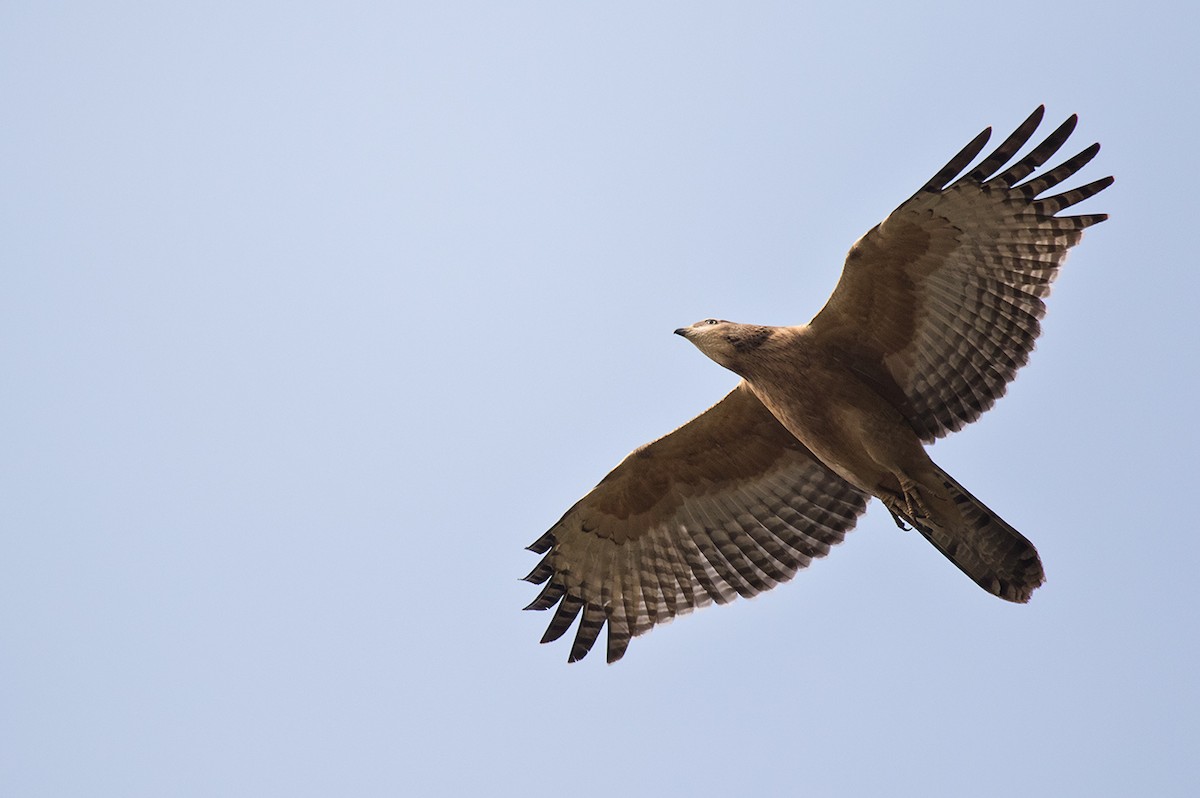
[523, 106, 1111, 664]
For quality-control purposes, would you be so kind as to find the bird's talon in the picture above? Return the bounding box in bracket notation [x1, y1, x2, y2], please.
[888, 508, 913, 531]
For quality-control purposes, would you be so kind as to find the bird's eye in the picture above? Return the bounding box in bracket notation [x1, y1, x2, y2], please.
[704, 318, 720, 325]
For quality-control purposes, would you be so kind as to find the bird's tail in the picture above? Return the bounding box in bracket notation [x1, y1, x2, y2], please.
[900, 463, 1045, 603]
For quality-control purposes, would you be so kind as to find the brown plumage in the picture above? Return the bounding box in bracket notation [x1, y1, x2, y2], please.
[524, 106, 1112, 663]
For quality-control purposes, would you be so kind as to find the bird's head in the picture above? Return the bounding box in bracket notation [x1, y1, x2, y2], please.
[674, 319, 774, 372]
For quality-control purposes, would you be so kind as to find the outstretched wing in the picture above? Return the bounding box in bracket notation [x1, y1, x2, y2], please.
[809, 106, 1112, 443]
[523, 382, 869, 663]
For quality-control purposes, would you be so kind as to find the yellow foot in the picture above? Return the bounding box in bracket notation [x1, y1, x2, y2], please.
[898, 477, 936, 522]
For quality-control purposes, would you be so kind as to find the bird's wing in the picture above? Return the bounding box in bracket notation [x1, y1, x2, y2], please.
[523, 382, 869, 663]
[808, 106, 1112, 443]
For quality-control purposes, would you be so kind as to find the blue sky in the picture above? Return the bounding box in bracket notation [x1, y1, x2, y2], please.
[4, 2, 1197, 796]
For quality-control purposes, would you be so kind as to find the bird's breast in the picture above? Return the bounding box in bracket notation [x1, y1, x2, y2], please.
[744, 353, 917, 494]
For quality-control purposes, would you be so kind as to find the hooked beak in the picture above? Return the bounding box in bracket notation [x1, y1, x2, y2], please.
[674, 327, 690, 337]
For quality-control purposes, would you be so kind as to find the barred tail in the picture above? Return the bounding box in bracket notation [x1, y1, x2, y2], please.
[911, 464, 1045, 603]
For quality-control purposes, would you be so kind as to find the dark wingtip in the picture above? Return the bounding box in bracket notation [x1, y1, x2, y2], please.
[919, 125, 993, 193]
[521, 556, 554, 585]
[540, 595, 584, 643]
[526, 530, 555, 554]
[523, 579, 565, 611]
[605, 624, 631, 664]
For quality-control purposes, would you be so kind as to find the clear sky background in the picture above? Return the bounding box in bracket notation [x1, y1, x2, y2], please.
[4, 2, 1197, 796]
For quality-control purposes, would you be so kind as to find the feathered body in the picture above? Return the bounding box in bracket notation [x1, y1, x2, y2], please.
[678, 321, 1043, 602]
[524, 107, 1112, 663]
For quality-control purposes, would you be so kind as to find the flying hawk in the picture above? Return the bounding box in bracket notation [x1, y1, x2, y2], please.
[523, 106, 1111, 663]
